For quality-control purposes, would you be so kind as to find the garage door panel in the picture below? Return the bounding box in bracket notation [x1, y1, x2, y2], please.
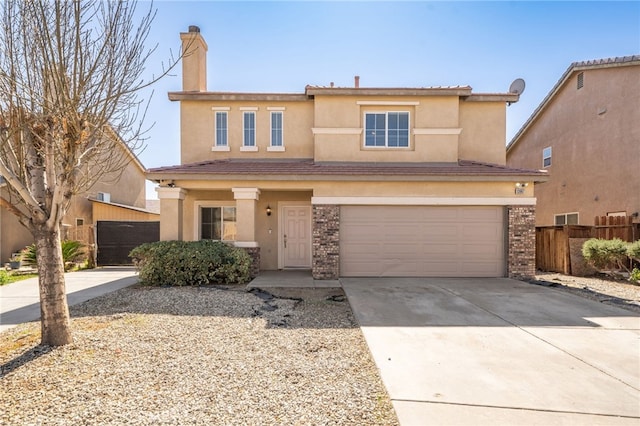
[462, 224, 502, 239]
[460, 207, 502, 221]
[340, 206, 504, 277]
[462, 262, 502, 275]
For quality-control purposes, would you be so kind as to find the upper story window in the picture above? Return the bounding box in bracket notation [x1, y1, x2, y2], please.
[215, 111, 228, 147]
[364, 112, 409, 148]
[270, 111, 283, 147]
[243, 111, 256, 147]
[542, 146, 552, 168]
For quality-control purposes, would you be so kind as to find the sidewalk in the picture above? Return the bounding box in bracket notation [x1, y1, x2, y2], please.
[0, 267, 138, 333]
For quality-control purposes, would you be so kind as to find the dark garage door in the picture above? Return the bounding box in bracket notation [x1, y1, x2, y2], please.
[96, 221, 160, 265]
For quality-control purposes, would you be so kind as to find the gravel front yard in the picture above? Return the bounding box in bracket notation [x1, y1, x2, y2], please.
[532, 272, 640, 313]
[1, 286, 398, 425]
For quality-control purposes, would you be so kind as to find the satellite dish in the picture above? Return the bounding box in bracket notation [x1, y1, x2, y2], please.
[509, 78, 526, 95]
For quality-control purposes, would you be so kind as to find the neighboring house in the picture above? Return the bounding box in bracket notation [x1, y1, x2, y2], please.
[0, 141, 157, 266]
[147, 26, 548, 279]
[507, 56, 640, 227]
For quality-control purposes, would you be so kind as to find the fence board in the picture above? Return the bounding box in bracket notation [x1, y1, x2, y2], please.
[536, 217, 639, 274]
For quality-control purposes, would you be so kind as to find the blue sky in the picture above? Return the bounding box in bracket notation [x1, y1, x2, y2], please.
[136, 1, 639, 197]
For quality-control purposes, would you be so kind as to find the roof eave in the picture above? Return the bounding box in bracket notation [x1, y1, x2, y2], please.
[146, 171, 549, 183]
[168, 91, 310, 102]
[305, 87, 473, 97]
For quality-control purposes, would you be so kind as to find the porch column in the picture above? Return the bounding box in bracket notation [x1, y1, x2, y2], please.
[232, 188, 261, 276]
[156, 187, 187, 241]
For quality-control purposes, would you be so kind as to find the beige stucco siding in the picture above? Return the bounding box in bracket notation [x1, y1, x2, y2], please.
[507, 64, 640, 225]
[313, 95, 469, 163]
[180, 100, 314, 164]
[458, 101, 507, 165]
[0, 204, 33, 263]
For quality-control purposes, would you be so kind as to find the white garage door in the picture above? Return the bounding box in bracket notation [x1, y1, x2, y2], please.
[340, 206, 505, 277]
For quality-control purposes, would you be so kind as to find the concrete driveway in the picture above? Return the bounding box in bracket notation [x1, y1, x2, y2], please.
[341, 278, 640, 426]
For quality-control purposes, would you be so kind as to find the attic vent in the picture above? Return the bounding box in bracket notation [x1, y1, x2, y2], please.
[96, 192, 111, 203]
[577, 72, 584, 89]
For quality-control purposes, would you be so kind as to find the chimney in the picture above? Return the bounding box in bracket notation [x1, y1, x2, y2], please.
[354, 75, 360, 88]
[180, 25, 208, 92]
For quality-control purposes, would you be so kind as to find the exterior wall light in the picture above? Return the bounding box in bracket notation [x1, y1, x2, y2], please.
[266, 205, 272, 216]
[514, 182, 528, 195]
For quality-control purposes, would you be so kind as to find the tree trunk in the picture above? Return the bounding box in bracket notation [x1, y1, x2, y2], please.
[35, 225, 72, 346]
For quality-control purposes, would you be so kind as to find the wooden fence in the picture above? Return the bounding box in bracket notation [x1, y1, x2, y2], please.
[536, 216, 639, 274]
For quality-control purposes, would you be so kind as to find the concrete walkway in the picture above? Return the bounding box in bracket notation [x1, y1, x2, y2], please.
[0, 267, 138, 333]
[342, 277, 640, 426]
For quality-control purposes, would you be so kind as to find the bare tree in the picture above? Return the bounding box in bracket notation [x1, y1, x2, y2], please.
[0, 0, 178, 345]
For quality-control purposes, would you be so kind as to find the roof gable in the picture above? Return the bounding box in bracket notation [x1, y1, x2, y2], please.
[507, 55, 640, 153]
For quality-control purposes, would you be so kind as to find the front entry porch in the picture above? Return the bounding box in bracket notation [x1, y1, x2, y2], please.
[247, 270, 341, 289]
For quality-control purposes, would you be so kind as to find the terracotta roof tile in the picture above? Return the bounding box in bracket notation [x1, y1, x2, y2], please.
[147, 159, 547, 179]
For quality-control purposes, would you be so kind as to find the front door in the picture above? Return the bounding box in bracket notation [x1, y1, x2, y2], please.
[282, 206, 311, 268]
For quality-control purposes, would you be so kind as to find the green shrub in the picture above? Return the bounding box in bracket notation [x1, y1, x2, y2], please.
[0, 270, 9, 285]
[20, 244, 37, 266]
[129, 240, 252, 286]
[20, 240, 87, 271]
[582, 238, 630, 271]
[627, 240, 640, 262]
[630, 268, 640, 284]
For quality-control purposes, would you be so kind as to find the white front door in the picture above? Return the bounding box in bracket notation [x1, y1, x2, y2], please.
[282, 206, 311, 268]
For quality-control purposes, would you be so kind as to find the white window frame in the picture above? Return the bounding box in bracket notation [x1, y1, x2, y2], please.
[542, 146, 552, 168]
[363, 111, 410, 148]
[554, 212, 579, 226]
[213, 110, 229, 151]
[241, 111, 257, 151]
[194, 201, 237, 241]
[268, 111, 284, 151]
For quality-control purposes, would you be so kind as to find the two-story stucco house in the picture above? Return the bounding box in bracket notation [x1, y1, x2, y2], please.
[507, 56, 640, 227]
[147, 26, 548, 280]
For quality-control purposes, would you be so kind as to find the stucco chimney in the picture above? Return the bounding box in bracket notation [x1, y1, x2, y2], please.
[354, 75, 360, 88]
[180, 25, 208, 92]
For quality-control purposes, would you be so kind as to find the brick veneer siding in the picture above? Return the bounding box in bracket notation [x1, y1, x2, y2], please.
[312, 205, 340, 279]
[240, 247, 260, 279]
[507, 206, 536, 279]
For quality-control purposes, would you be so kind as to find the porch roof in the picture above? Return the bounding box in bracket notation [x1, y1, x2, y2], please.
[147, 159, 548, 182]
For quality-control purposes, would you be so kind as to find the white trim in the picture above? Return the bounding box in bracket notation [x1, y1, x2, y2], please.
[413, 128, 462, 135]
[156, 187, 186, 200]
[234, 241, 260, 248]
[311, 197, 537, 206]
[211, 106, 231, 111]
[554, 212, 579, 226]
[213, 110, 228, 149]
[356, 101, 420, 106]
[212, 146, 231, 152]
[267, 106, 286, 111]
[242, 111, 256, 148]
[267, 146, 286, 152]
[311, 128, 362, 135]
[232, 188, 261, 200]
[363, 111, 411, 148]
[270, 110, 284, 148]
[542, 146, 552, 168]
[239, 106, 259, 111]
